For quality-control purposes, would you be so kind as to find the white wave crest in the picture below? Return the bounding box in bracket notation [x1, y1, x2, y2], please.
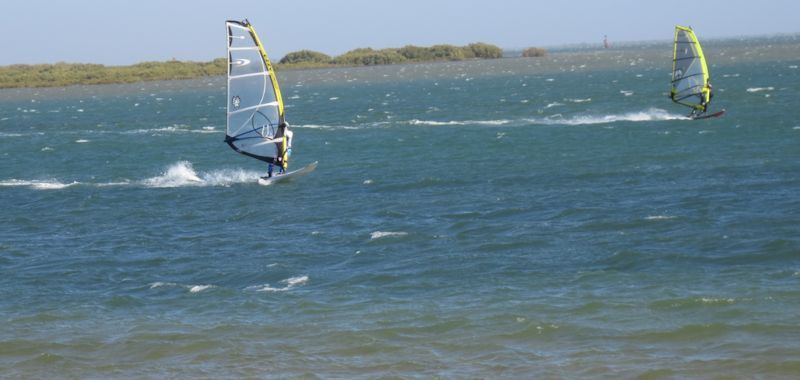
[370, 231, 408, 240]
[407, 109, 682, 128]
[565, 98, 592, 103]
[533, 108, 685, 126]
[200, 168, 263, 186]
[149, 281, 215, 293]
[3, 163, 264, 190]
[0, 179, 79, 190]
[296, 124, 360, 130]
[285, 276, 308, 287]
[149, 281, 177, 289]
[189, 285, 215, 293]
[32, 181, 78, 190]
[95, 181, 132, 187]
[408, 119, 510, 126]
[409, 120, 462, 126]
[142, 162, 265, 188]
[746, 87, 774, 93]
[125, 125, 220, 135]
[645, 215, 676, 221]
[247, 275, 309, 293]
[141, 161, 203, 188]
[699, 297, 735, 304]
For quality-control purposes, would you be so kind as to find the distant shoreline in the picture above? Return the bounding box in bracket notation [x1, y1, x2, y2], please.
[0, 42, 517, 89]
[3, 33, 797, 89]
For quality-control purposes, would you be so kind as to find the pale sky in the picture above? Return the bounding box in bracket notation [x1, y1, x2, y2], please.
[1, 0, 798, 65]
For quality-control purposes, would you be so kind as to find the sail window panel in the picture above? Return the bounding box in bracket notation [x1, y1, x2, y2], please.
[675, 30, 694, 45]
[683, 59, 703, 78]
[229, 76, 275, 111]
[228, 111, 280, 158]
[253, 104, 281, 128]
[675, 60, 702, 79]
[675, 60, 704, 86]
[229, 49, 266, 77]
[228, 112, 259, 138]
[678, 39, 703, 78]
[226, 105, 280, 137]
[227, 24, 258, 49]
[674, 33, 698, 75]
[235, 137, 279, 159]
[674, 54, 695, 78]
[228, 110, 279, 138]
[675, 78, 704, 98]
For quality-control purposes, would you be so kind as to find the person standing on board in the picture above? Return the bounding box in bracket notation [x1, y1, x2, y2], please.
[267, 122, 293, 177]
[691, 81, 713, 118]
[705, 81, 714, 110]
[278, 122, 293, 174]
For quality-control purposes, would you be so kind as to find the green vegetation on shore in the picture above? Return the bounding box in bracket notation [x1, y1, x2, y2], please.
[521, 47, 547, 57]
[0, 42, 508, 89]
[276, 43, 505, 68]
[0, 59, 227, 89]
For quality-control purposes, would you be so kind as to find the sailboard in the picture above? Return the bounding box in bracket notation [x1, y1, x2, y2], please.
[690, 109, 725, 120]
[258, 161, 318, 186]
[224, 19, 302, 178]
[670, 25, 722, 119]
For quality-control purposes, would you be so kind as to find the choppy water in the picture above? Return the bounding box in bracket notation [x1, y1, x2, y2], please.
[2, 37, 800, 378]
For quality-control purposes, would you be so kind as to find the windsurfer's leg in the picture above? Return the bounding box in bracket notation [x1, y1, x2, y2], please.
[280, 150, 290, 174]
[268, 163, 273, 178]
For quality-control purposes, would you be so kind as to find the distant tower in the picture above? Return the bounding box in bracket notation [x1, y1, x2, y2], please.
[603, 35, 609, 49]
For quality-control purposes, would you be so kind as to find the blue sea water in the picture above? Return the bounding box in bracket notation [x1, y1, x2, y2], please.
[1, 37, 800, 378]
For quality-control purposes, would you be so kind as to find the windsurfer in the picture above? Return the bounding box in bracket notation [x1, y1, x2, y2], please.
[691, 81, 714, 117]
[267, 122, 293, 177]
[706, 81, 714, 108]
[278, 122, 293, 174]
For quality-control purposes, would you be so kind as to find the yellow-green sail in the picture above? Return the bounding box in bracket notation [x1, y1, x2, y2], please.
[224, 19, 287, 165]
[670, 26, 711, 111]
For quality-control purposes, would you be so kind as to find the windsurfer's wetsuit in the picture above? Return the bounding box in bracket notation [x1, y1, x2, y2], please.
[283, 128, 293, 173]
[267, 122, 292, 176]
[702, 82, 714, 112]
[690, 83, 714, 118]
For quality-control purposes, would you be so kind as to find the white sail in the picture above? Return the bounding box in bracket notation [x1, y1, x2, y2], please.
[225, 19, 285, 163]
[671, 25, 711, 111]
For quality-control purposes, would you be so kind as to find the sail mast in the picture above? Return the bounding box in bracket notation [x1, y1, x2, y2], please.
[246, 20, 284, 123]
